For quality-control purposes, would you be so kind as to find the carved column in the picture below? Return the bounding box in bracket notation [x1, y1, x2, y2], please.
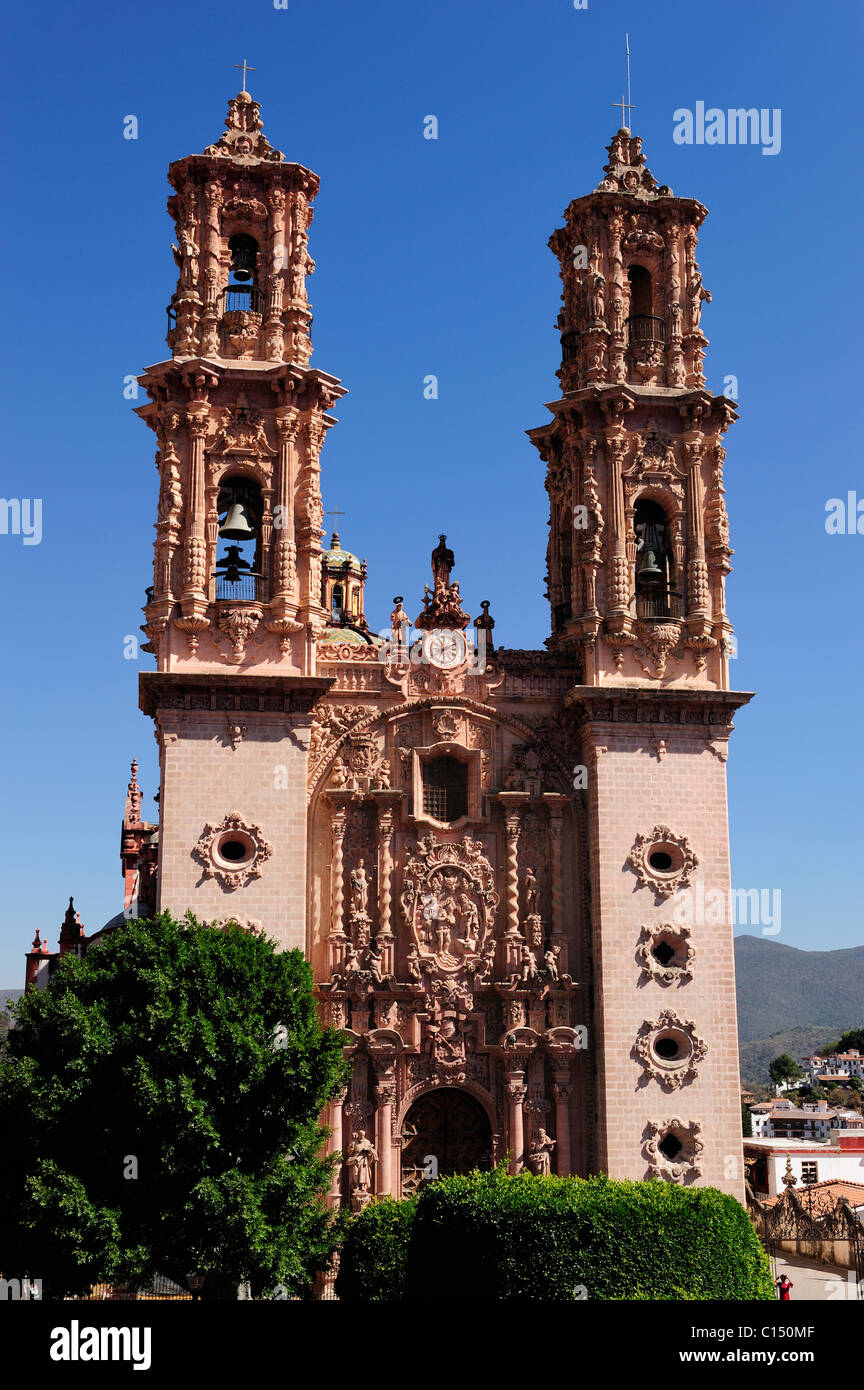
[543, 793, 569, 974]
[498, 792, 528, 974]
[552, 1078, 572, 1176]
[374, 1079, 396, 1197]
[327, 1087, 347, 1201]
[506, 1074, 527, 1173]
[684, 434, 709, 617]
[326, 794, 352, 974]
[605, 431, 630, 618]
[372, 791, 402, 976]
[182, 409, 209, 604]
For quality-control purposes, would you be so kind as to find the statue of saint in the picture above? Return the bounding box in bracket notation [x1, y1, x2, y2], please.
[526, 1129, 556, 1176]
[346, 1129, 378, 1194]
[431, 534, 455, 592]
[350, 859, 370, 915]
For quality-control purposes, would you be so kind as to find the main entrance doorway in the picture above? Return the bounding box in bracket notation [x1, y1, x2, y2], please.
[400, 1088, 493, 1196]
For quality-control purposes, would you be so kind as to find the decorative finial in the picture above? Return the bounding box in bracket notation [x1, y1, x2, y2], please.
[781, 1153, 798, 1188]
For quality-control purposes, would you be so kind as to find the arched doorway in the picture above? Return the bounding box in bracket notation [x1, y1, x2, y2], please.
[401, 1088, 493, 1196]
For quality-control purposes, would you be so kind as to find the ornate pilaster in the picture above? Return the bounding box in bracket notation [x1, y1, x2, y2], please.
[506, 1075, 527, 1173]
[552, 1078, 572, 1176]
[326, 792, 352, 974]
[372, 791, 402, 976]
[498, 792, 529, 973]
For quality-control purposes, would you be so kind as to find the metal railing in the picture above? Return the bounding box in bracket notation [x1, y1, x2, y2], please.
[222, 285, 264, 314]
[627, 314, 666, 346]
[215, 574, 265, 602]
[635, 588, 683, 621]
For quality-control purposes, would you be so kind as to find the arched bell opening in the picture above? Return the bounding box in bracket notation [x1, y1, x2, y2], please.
[627, 264, 664, 347]
[213, 475, 264, 601]
[633, 497, 678, 620]
[226, 234, 262, 312]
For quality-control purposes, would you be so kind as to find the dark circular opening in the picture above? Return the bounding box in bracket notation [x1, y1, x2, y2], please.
[659, 1133, 684, 1160]
[652, 941, 676, 967]
[219, 839, 248, 863]
[648, 850, 673, 872]
[654, 1037, 680, 1060]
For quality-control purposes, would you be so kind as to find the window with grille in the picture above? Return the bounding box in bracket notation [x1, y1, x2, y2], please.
[800, 1162, 818, 1185]
[422, 756, 468, 823]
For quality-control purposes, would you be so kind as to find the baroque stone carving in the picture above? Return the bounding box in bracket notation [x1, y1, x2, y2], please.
[192, 811, 273, 890]
[643, 1118, 704, 1182]
[400, 834, 500, 1006]
[627, 825, 698, 899]
[634, 1010, 707, 1090]
[636, 923, 695, 985]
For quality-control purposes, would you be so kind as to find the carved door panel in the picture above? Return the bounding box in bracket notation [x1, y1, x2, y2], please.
[401, 1088, 493, 1196]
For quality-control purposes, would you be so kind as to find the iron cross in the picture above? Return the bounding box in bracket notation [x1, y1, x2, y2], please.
[234, 60, 256, 91]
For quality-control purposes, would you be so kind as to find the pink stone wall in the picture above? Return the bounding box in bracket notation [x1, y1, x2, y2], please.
[584, 721, 744, 1198]
[156, 710, 311, 952]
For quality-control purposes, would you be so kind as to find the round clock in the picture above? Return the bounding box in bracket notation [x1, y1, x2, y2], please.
[422, 628, 466, 670]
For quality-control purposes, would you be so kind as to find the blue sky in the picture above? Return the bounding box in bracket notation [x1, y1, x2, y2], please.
[0, 0, 861, 983]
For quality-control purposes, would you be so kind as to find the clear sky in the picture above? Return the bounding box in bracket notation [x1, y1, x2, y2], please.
[0, 0, 861, 983]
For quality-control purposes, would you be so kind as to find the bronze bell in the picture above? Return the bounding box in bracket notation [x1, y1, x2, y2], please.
[638, 549, 662, 579]
[218, 502, 255, 540]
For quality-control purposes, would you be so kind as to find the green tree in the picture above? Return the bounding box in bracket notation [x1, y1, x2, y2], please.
[0, 913, 349, 1299]
[768, 1053, 802, 1090]
[826, 1028, 864, 1054]
[741, 1100, 753, 1138]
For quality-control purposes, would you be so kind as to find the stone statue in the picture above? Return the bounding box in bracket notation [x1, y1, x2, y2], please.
[526, 1129, 556, 1176]
[390, 596, 410, 629]
[588, 271, 606, 323]
[343, 942, 361, 977]
[346, 1128, 378, 1194]
[520, 944, 539, 983]
[350, 859, 370, 915]
[544, 945, 560, 982]
[376, 759, 392, 790]
[365, 940, 383, 983]
[406, 941, 422, 981]
[524, 867, 539, 917]
[431, 534, 455, 592]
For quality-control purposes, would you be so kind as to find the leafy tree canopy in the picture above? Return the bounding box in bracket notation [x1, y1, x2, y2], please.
[0, 912, 349, 1299]
[768, 1053, 802, 1085]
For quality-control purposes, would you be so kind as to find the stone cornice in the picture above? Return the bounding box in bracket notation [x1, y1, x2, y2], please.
[564, 685, 753, 729]
[139, 671, 333, 717]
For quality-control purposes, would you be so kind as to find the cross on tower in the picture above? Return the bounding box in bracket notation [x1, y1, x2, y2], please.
[234, 60, 255, 92]
[611, 95, 634, 129]
[326, 508, 346, 527]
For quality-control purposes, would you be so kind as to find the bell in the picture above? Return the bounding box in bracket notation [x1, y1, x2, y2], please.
[230, 243, 256, 283]
[638, 549, 662, 580]
[219, 502, 255, 540]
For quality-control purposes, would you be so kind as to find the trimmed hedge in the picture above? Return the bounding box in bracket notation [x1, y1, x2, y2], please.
[338, 1170, 774, 1301]
[335, 1196, 418, 1301]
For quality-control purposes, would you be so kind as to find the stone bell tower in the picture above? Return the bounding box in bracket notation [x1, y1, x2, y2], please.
[137, 88, 343, 947]
[528, 129, 752, 1196]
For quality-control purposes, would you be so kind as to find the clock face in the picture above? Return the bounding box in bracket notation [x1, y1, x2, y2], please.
[423, 629, 466, 670]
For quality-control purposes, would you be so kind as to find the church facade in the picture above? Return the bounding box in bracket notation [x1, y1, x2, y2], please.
[28, 92, 751, 1205]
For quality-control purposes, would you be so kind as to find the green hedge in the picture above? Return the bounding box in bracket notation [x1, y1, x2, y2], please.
[335, 1196, 418, 1301]
[338, 1170, 773, 1301]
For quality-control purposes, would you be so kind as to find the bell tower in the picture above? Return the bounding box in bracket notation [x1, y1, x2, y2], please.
[138, 86, 345, 674]
[530, 127, 735, 690]
[529, 128, 752, 1197]
[137, 88, 340, 948]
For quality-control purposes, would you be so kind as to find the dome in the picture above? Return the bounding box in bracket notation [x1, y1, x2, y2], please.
[317, 624, 383, 648]
[322, 531, 364, 577]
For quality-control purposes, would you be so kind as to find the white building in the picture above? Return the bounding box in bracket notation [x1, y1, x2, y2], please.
[745, 1132, 864, 1199]
[804, 1051, 864, 1083]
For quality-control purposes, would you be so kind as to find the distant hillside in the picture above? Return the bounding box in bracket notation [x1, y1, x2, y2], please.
[735, 936, 864, 1043]
[738, 1027, 842, 1090]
